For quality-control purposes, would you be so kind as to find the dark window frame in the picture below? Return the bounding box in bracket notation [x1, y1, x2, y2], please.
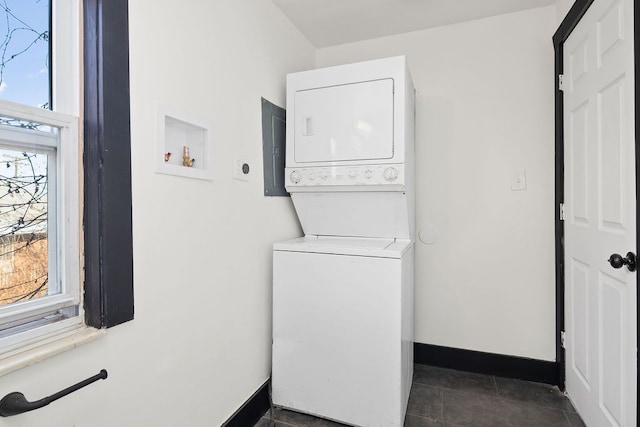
[83, 0, 134, 328]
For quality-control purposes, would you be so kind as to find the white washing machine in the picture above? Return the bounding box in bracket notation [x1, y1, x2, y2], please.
[273, 236, 414, 426]
[272, 56, 415, 427]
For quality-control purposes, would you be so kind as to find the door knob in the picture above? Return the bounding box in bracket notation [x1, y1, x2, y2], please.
[607, 252, 637, 272]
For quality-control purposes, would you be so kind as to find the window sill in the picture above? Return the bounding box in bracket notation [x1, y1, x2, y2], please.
[0, 326, 105, 377]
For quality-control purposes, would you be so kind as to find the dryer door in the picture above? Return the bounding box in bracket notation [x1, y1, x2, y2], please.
[294, 78, 394, 163]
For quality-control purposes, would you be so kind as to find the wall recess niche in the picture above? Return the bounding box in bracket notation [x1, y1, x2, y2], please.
[156, 106, 212, 180]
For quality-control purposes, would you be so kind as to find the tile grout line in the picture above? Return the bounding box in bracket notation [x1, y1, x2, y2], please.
[407, 412, 465, 427]
[263, 416, 299, 427]
[261, 409, 302, 427]
[562, 410, 574, 426]
[562, 409, 585, 427]
[439, 386, 445, 421]
[423, 384, 580, 418]
[413, 378, 503, 397]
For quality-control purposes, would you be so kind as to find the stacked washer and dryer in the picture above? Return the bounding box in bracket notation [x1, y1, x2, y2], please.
[272, 56, 415, 427]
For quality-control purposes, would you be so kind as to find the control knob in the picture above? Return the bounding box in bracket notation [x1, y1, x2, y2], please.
[383, 167, 399, 182]
[290, 170, 301, 184]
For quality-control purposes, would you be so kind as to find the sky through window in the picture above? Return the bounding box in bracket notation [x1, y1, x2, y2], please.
[0, 0, 49, 108]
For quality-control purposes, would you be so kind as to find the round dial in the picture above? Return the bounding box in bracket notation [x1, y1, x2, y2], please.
[383, 167, 399, 182]
[290, 170, 301, 184]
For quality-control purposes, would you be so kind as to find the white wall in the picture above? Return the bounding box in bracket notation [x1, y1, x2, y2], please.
[556, 0, 577, 23]
[0, 1, 314, 426]
[317, 6, 558, 360]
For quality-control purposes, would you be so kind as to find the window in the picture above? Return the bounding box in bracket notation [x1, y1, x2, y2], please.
[0, 0, 133, 371]
[0, 0, 90, 365]
[0, 103, 82, 352]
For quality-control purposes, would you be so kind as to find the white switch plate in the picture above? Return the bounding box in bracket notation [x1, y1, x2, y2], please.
[511, 169, 527, 191]
[233, 154, 250, 182]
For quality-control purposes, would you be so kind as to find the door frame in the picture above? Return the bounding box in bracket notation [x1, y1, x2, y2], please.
[552, 0, 638, 411]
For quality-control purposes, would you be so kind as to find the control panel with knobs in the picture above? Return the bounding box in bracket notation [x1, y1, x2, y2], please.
[285, 164, 405, 188]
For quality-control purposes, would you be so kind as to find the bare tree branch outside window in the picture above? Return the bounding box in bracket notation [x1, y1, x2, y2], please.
[0, 0, 51, 307]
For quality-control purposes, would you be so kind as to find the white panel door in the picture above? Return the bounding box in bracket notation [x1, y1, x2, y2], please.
[294, 79, 394, 163]
[563, 0, 637, 425]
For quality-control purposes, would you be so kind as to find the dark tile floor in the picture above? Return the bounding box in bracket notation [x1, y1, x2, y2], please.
[254, 365, 586, 427]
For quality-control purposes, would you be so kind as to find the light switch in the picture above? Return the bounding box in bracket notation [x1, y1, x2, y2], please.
[511, 169, 527, 191]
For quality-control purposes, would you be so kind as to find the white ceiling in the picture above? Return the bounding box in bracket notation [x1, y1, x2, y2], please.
[270, 0, 556, 48]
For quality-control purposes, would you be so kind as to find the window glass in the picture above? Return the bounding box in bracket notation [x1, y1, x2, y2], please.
[0, 146, 52, 306]
[0, 0, 50, 108]
[0, 1, 53, 310]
